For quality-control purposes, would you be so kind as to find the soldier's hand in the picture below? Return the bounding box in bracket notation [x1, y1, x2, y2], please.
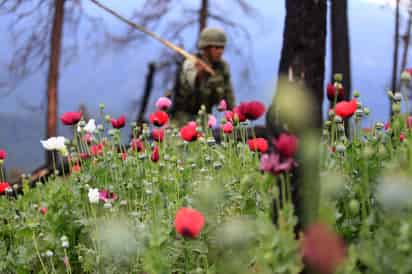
[195, 60, 207, 76]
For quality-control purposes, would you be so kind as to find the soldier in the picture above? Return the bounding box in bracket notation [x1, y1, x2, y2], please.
[171, 27, 236, 124]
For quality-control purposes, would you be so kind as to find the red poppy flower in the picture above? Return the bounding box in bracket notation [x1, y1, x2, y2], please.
[40, 207, 47, 215]
[61, 111, 82, 125]
[111, 115, 126, 129]
[243, 101, 266, 120]
[71, 164, 81, 173]
[334, 99, 357, 118]
[152, 128, 164, 142]
[326, 83, 344, 102]
[180, 123, 198, 142]
[90, 143, 104, 156]
[247, 138, 269, 153]
[130, 138, 144, 152]
[151, 146, 159, 162]
[233, 106, 247, 122]
[300, 223, 346, 274]
[79, 152, 90, 160]
[222, 122, 234, 134]
[273, 133, 298, 158]
[174, 207, 205, 238]
[0, 149, 7, 160]
[400, 133, 405, 142]
[149, 111, 169, 127]
[121, 152, 127, 161]
[0, 182, 10, 194]
[384, 122, 391, 130]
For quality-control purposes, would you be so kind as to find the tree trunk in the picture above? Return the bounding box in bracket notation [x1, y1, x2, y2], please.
[401, 9, 412, 72]
[136, 62, 156, 125]
[391, 0, 401, 95]
[45, 0, 65, 167]
[199, 0, 209, 37]
[331, 0, 351, 100]
[267, 0, 327, 234]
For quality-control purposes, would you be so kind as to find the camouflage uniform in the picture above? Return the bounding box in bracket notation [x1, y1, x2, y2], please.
[172, 28, 235, 124]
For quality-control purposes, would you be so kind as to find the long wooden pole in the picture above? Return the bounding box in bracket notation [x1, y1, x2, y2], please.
[89, 0, 215, 75]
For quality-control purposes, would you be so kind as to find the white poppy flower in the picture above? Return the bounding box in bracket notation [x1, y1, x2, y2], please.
[88, 188, 100, 204]
[78, 119, 96, 133]
[40, 136, 67, 151]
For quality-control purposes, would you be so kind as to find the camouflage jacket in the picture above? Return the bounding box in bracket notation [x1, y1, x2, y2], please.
[173, 54, 235, 116]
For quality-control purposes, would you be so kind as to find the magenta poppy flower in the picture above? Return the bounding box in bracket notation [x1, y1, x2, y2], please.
[260, 153, 296, 175]
[0, 149, 7, 160]
[273, 133, 298, 158]
[111, 115, 126, 129]
[99, 189, 118, 203]
[130, 138, 144, 152]
[218, 99, 227, 111]
[151, 146, 159, 162]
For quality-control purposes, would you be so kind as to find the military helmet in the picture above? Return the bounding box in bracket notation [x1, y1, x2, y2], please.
[198, 27, 227, 49]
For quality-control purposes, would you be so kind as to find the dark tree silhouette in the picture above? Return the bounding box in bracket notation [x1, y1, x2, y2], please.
[266, 0, 327, 244]
[331, 0, 351, 100]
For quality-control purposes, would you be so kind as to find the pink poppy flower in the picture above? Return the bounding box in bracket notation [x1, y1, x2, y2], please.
[260, 153, 296, 175]
[155, 97, 172, 111]
[208, 115, 217, 128]
[99, 189, 118, 203]
[218, 99, 227, 111]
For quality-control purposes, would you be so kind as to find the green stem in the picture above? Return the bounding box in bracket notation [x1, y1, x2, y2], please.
[32, 232, 49, 274]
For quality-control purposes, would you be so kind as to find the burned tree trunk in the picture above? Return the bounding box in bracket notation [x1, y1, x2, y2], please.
[136, 62, 156, 125]
[267, 0, 327, 234]
[199, 0, 209, 36]
[391, 0, 401, 95]
[331, 0, 351, 100]
[401, 8, 412, 72]
[45, 0, 65, 167]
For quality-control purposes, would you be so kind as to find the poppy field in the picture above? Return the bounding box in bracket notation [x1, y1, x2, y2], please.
[1, 81, 412, 274]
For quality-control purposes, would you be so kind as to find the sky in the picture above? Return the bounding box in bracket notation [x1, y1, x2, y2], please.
[0, 0, 411, 171]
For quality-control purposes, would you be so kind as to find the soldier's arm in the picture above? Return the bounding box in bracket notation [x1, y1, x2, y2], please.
[181, 59, 197, 92]
[223, 62, 236, 109]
